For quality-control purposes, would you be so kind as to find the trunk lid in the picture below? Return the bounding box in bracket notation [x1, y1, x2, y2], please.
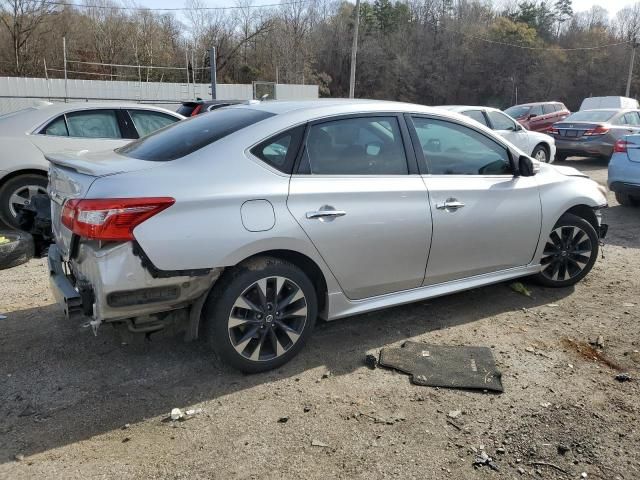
[552, 121, 606, 139]
[47, 149, 160, 257]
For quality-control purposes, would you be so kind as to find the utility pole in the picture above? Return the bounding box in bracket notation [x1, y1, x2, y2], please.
[348, 0, 360, 98]
[210, 47, 217, 100]
[63, 37, 68, 102]
[626, 36, 638, 98]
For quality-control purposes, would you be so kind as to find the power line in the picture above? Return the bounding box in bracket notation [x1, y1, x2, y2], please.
[43, 0, 312, 12]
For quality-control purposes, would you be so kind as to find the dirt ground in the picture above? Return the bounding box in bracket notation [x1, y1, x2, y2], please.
[0, 158, 638, 480]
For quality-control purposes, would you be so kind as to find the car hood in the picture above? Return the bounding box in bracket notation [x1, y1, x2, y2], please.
[550, 164, 589, 178]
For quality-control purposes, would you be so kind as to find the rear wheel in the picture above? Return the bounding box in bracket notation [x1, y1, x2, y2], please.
[615, 192, 639, 207]
[555, 153, 568, 162]
[532, 144, 549, 163]
[203, 256, 317, 373]
[0, 174, 48, 228]
[533, 213, 598, 287]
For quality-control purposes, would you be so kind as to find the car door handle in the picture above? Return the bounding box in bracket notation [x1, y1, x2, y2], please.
[306, 208, 347, 219]
[436, 199, 465, 210]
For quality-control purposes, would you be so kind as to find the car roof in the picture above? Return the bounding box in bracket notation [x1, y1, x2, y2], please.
[436, 105, 501, 113]
[0, 102, 184, 135]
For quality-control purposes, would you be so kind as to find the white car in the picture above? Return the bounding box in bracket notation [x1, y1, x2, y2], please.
[0, 102, 184, 227]
[438, 106, 556, 164]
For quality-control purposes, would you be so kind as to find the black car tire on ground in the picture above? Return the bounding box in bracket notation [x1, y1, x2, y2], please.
[0, 174, 48, 228]
[532, 213, 599, 288]
[615, 192, 639, 207]
[0, 230, 35, 270]
[203, 256, 318, 373]
[555, 154, 567, 162]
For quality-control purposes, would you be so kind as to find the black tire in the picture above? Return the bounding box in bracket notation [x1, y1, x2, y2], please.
[531, 144, 549, 163]
[0, 230, 35, 270]
[0, 174, 48, 228]
[615, 192, 639, 207]
[555, 154, 568, 162]
[532, 213, 599, 288]
[203, 256, 318, 373]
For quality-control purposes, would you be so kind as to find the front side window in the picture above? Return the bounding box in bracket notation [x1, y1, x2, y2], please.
[65, 110, 121, 138]
[251, 125, 305, 173]
[44, 116, 69, 136]
[488, 111, 517, 131]
[411, 117, 512, 175]
[299, 116, 408, 175]
[128, 110, 179, 137]
[462, 110, 489, 127]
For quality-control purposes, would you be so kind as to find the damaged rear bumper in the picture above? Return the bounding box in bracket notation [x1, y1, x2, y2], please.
[48, 241, 221, 328]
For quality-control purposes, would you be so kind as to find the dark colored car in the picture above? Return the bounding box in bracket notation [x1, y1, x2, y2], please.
[176, 99, 249, 117]
[504, 102, 570, 132]
[549, 109, 640, 161]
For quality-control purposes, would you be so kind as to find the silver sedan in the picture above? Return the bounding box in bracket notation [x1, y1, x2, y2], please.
[47, 100, 608, 372]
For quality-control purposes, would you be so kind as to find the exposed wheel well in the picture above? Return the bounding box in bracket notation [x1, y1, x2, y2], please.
[533, 142, 550, 156]
[564, 204, 599, 232]
[240, 250, 328, 316]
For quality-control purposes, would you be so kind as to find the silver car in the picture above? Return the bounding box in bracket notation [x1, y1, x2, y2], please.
[47, 100, 608, 372]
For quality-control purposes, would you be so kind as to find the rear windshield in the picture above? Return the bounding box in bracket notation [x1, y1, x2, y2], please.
[504, 105, 530, 118]
[564, 110, 617, 122]
[117, 108, 274, 161]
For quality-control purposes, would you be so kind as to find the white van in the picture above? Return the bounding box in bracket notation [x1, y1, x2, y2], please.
[579, 96, 639, 111]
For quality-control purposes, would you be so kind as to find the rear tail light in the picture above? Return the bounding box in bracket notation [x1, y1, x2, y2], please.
[61, 197, 175, 241]
[190, 104, 202, 116]
[583, 125, 609, 136]
[549, 127, 559, 135]
[613, 139, 630, 153]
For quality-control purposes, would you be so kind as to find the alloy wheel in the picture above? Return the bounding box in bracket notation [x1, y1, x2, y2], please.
[534, 148, 548, 162]
[540, 226, 593, 281]
[228, 276, 308, 362]
[8, 185, 47, 218]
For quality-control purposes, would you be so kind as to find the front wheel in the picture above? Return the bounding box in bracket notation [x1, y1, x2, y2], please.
[533, 213, 599, 287]
[203, 257, 317, 373]
[532, 144, 549, 163]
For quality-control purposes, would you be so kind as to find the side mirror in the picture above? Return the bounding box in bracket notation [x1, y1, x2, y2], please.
[528, 113, 537, 119]
[514, 123, 523, 131]
[518, 155, 537, 177]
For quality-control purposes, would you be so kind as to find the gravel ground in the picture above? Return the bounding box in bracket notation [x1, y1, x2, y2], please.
[0, 158, 638, 480]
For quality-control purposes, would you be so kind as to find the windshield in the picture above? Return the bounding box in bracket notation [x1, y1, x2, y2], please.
[564, 110, 617, 122]
[117, 108, 274, 161]
[504, 105, 531, 118]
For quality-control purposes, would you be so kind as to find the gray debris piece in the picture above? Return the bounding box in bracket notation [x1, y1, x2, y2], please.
[615, 373, 632, 382]
[473, 450, 500, 471]
[311, 439, 329, 448]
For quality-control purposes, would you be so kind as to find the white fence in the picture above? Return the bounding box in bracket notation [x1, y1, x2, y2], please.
[0, 77, 319, 114]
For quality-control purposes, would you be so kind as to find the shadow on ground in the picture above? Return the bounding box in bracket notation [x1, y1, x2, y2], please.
[0, 280, 573, 463]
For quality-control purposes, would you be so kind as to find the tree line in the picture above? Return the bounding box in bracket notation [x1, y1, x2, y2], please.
[2, 0, 640, 109]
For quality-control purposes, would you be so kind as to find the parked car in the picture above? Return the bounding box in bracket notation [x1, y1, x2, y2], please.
[608, 135, 640, 206]
[580, 96, 639, 111]
[439, 106, 556, 163]
[504, 102, 570, 132]
[0, 102, 184, 228]
[177, 99, 251, 117]
[47, 100, 608, 372]
[549, 108, 640, 161]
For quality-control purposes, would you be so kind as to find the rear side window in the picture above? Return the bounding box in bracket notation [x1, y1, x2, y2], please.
[298, 116, 408, 175]
[543, 104, 555, 114]
[251, 126, 305, 173]
[462, 110, 488, 127]
[44, 116, 69, 136]
[118, 108, 274, 161]
[530, 105, 543, 116]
